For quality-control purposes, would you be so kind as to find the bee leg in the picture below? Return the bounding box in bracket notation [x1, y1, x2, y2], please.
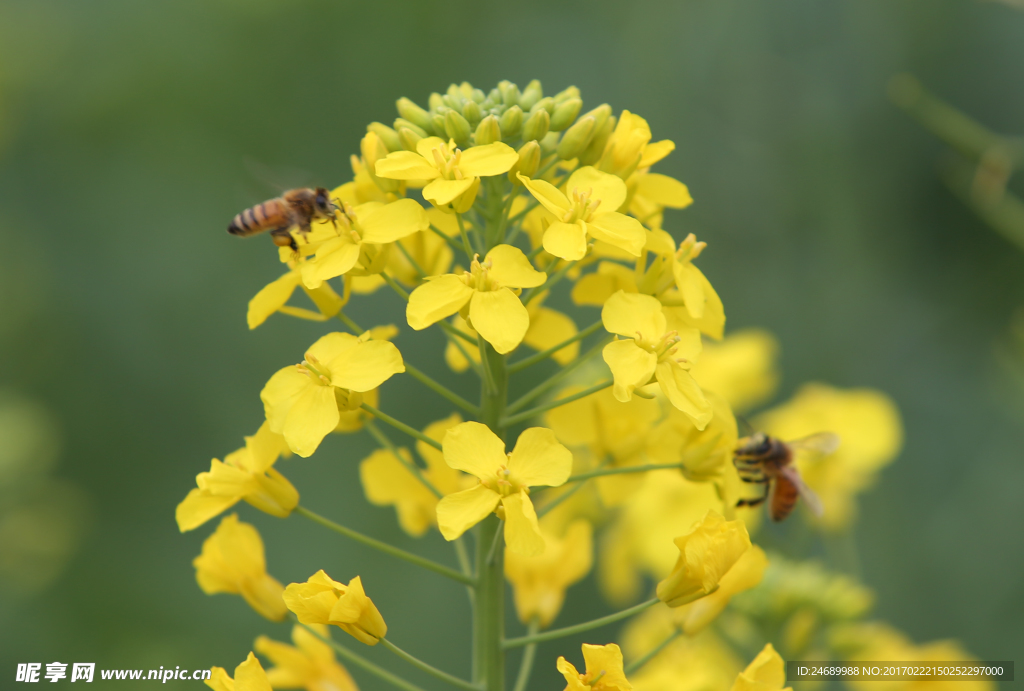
[270, 227, 298, 252]
[737, 496, 767, 508]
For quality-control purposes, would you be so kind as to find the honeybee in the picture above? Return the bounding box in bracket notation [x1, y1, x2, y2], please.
[227, 187, 337, 250]
[733, 432, 839, 521]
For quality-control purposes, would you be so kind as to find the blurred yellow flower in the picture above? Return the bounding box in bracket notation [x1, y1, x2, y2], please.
[435, 422, 572, 555]
[254, 624, 358, 691]
[673, 545, 768, 634]
[755, 384, 903, 530]
[731, 644, 791, 691]
[602, 290, 712, 429]
[206, 652, 272, 691]
[505, 519, 593, 627]
[518, 167, 646, 260]
[624, 621, 741, 691]
[647, 392, 738, 483]
[193, 514, 286, 622]
[557, 643, 633, 691]
[359, 413, 467, 536]
[176, 422, 296, 532]
[261, 332, 405, 457]
[406, 245, 546, 354]
[656, 511, 751, 607]
[376, 137, 518, 212]
[689, 330, 780, 413]
[283, 570, 387, 646]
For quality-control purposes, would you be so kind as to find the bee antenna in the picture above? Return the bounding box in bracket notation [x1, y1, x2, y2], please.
[736, 414, 755, 435]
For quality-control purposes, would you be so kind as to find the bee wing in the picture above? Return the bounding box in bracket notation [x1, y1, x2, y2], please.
[779, 466, 823, 517]
[243, 157, 316, 195]
[787, 432, 840, 456]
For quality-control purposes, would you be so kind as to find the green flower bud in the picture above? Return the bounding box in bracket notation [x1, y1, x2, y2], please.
[431, 113, 447, 137]
[577, 114, 616, 166]
[554, 86, 581, 104]
[531, 97, 555, 115]
[508, 140, 541, 183]
[428, 92, 444, 112]
[367, 122, 401, 153]
[487, 88, 502, 104]
[499, 105, 523, 137]
[445, 109, 472, 146]
[396, 97, 434, 135]
[550, 98, 583, 131]
[539, 131, 560, 157]
[470, 88, 486, 103]
[399, 127, 424, 152]
[462, 99, 482, 126]
[518, 80, 543, 111]
[474, 115, 502, 145]
[556, 115, 595, 160]
[393, 118, 428, 139]
[522, 109, 550, 142]
[498, 80, 520, 108]
[580, 104, 612, 134]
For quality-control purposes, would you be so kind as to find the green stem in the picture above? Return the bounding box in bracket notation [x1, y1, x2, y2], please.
[501, 379, 611, 427]
[477, 334, 498, 395]
[361, 403, 442, 451]
[511, 621, 540, 691]
[379, 638, 481, 691]
[565, 462, 683, 483]
[623, 630, 681, 675]
[536, 478, 586, 519]
[522, 260, 576, 306]
[363, 419, 442, 499]
[503, 598, 660, 649]
[456, 213, 478, 257]
[442, 325, 487, 379]
[337, 311, 365, 334]
[295, 622, 427, 691]
[430, 223, 469, 257]
[474, 515, 505, 689]
[405, 363, 480, 415]
[394, 240, 428, 280]
[507, 320, 603, 373]
[505, 335, 612, 414]
[295, 505, 474, 586]
[382, 272, 410, 301]
[439, 320, 479, 345]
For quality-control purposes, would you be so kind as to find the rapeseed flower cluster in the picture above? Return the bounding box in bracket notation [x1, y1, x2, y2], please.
[175, 80, 984, 691]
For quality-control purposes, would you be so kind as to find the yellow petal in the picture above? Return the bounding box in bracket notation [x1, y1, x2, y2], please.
[469, 288, 530, 354]
[524, 306, 579, 364]
[567, 166, 627, 210]
[587, 212, 646, 257]
[502, 491, 544, 556]
[423, 178, 475, 206]
[415, 136, 448, 160]
[248, 271, 302, 330]
[283, 385, 340, 457]
[581, 644, 631, 691]
[639, 139, 676, 168]
[328, 340, 405, 392]
[457, 141, 519, 177]
[635, 172, 692, 208]
[374, 150, 440, 180]
[307, 332, 361, 364]
[675, 263, 706, 319]
[603, 339, 657, 402]
[176, 488, 239, 532]
[517, 173, 571, 216]
[508, 427, 572, 487]
[261, 367, 310, 435]
[233, 652, 273, 691]
[656, 361, 712, 430]
[485, 244, 547, 288]
[731, 644, 788, 691]
[360, 448, 436, 537]
[601, 291, 666, 339]
[436, 484, 501, 540]
[542, 221, 588, 261]
[301, 239, 361, 289]
[442, 421, 507, 478]
[406, 275, 474, 330]
[358, 198, 429, 244]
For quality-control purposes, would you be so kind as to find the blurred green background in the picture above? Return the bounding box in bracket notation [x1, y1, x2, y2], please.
[1, 0, 1022, 688]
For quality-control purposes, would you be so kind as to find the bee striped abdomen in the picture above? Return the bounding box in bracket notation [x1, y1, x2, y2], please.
[228, 199, 289, 236]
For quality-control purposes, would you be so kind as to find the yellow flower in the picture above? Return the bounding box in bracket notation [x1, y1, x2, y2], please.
[557, 643, 633, 691]
[689, 330, 780, 413]
[646, 392, 737, 483]
[406, 245, 546, 354]
[596, 110, 674, 181]
[193, 514, 287, 621]
[386, 208, 457, 287]
[730, 644, 791, 691]
[283, 570, 387, 646]
[254, 624, 358, 691]
[359, 413, 468, 536]
[300, 199, 429, 289]
[656, 510, 751, 607]
[176, 422, 297, 532]
[435, 422, 572, 555]
[261, 332, 405, 457]
[601, 291, 712, 429]
[375, 137, 518, 212]
[755, 384, 903, 530]
[673, 544, 767, 634]
[623, 619, 740, 691]
[247, 267, 346, 330]
[518, 167, 646, 260]
[206, 652, 272, 691]
[505, 519, 593, 628]
[626, 171, 693, 228]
